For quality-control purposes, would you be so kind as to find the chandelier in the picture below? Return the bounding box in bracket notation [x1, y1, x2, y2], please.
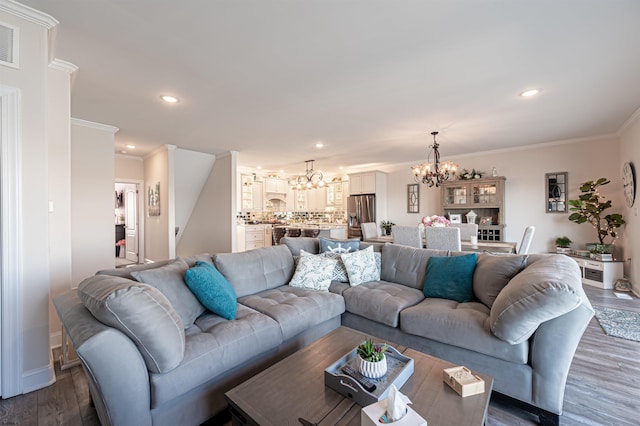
[293, 160, 326, 190]
[411, 131, 458, 187]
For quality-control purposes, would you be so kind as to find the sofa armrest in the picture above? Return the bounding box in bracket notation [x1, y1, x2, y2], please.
[529, 296, 594, 414]
[53, 290, 152, 426]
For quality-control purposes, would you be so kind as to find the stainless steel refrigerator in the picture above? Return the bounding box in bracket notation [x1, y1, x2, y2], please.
[347, 194, 376, 239]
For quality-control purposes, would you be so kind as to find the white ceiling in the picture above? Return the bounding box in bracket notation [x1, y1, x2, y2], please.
[21, 0, 640, 175]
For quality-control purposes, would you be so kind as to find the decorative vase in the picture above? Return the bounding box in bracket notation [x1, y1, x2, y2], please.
[358, 355, 387, 379]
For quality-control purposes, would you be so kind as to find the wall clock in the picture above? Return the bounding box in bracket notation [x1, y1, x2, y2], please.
[622, 161, 636, 207]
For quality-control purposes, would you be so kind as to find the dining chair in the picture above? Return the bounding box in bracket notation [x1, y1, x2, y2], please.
[424, 227, 462, 251]
[391, 226, 423, 248]
[450, 223, 478, 242]
[517, 226, 535, 254]
[361, 222, 380, 241]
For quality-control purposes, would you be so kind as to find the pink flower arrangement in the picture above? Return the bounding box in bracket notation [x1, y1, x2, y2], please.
[421, 215, 450, 227]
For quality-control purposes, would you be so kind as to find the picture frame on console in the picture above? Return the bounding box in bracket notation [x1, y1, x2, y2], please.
[449, 214, 462, 223]
[480, 217, 492, 225]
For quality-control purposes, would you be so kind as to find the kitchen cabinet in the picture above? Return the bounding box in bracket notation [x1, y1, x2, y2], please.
[240, 175, 263, 212]
[441, 177, 506, 241]
[349, 172, 382, 195]
[264, 178, 288, 194]
[236, 224, 272, 252]
[326, 181, 346, 207]
[307, 187, 327, 211]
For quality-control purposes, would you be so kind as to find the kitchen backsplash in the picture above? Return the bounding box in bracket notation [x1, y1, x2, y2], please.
[237, 209, 346, 224]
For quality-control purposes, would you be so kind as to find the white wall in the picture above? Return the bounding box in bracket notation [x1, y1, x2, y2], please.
[0, 7, 56, 394]
[174, 148, 216, 244]
[143, 145, 174, 261]
[384, 135, 624, 255]
[177, 151, 237, 256]
[70, 119, 118, 284]
[115, 154, 144, 180]
[47, 61, 75, 342]
[618, 109, 640, 294]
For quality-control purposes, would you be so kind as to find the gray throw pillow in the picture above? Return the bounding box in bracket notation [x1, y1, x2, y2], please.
[489, 255, 583, 344]
[473, 253, 528, 308]
[131, 258, 205, 327]
[319, 237, 360, 253]
[77, 275, 185, 373]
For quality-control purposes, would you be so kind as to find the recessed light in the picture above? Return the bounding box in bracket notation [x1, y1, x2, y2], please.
[161, 95, 179, 103]
[126, 144, 136, 149]
[520, 89, 541, 98]
[256, 166, 262, 170]
[315, 142, 324, 148]
[120, 150, 127, 154]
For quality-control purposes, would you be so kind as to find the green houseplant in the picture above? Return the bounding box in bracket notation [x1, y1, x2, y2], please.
[568, 178, 625, 253]
[555, 236, 572, 254]
[380, 220, 395, 236]
[357, 338, 389, 379]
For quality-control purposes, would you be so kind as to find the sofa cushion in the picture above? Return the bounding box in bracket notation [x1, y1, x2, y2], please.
[149, 304, 283, 408]
[214, 245, 295, 297]
[424, 253, 477, 303]
[342, 281, 424, 327]
[341, 246, 380, 285]
[400, 298, 528, 364]
[238, 286, 346, 340]
[490, 254, 583, 344]
[184, 261, 237, 320]
[319, 237, 360, 253]
[473, 253, 528, 308]
[381, 245, 449, 290]
[281, 236, 320, 256]
[77, 274, 185, 374]
[131, 258, 205, 327]
[289, 250, 337, 291]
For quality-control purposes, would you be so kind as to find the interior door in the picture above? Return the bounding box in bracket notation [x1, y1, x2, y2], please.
[125, 187, 139, 262]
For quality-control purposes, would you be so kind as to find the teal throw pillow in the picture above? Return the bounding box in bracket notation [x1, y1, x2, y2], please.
[423, 253, 477, 303]
[184, 261, 237, 320]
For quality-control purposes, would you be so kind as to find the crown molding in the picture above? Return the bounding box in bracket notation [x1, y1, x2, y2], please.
[70, 117, 119, 134]
[48, 58, 77, 74]
[115, 153, 143, 161]
[617, 106, 640, 136]
[0, 0, 58, 29]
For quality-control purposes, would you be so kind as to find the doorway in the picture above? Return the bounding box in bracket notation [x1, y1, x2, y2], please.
[115, 181, 143, 267]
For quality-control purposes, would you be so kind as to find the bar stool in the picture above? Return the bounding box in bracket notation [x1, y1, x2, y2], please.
[272, 227, 286, 245]
[302, 228, 320, 238]
[285, 228, 301, 238]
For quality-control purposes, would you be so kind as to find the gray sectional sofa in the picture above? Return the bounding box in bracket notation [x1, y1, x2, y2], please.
[54, 238, 593, 426]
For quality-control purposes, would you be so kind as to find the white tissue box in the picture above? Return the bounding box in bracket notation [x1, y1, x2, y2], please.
[361, 400, 427, 426]
[443, 366, 485, 397]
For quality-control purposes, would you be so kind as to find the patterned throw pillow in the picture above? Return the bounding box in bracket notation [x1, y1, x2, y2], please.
[341, 246, 380, 286]
[318, 252, 349, 282]
[290, 250, 338, 291]
[319, 237, 361, 253]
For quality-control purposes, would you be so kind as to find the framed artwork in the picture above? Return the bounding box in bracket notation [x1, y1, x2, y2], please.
[449, 214, 462, 223]
[546, 172, 568, 213]
[407, 184, 419, 213]
[479, 217, 492, 225]
[148, 182, 160, 216]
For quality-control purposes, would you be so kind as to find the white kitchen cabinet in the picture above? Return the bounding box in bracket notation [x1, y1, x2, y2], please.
[307, 187, 327, 211]
[240, 175, 263, 212]
[349, 172, 378, 194]
[569, 256, 624, 289]
[236, 224, 272, 252]
[326, 181, 346, 207]
[264, 178, 288, 194]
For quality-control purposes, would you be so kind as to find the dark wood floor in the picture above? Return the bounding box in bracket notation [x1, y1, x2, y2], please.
[1, 286, 638, 426]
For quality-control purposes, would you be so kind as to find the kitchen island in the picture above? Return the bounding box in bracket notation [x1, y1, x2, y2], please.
[274, 224, 347, 240]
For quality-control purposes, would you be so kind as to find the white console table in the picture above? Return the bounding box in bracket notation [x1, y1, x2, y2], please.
[568, 255, 624, 289]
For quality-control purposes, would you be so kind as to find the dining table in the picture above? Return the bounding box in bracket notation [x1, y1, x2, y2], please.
[365, 235, 517, 254]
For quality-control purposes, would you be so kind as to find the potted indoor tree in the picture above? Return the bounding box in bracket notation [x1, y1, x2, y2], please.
[555, 236, 572, 254]
[357, 337, 388, 379]
[568, 177, 625, 254]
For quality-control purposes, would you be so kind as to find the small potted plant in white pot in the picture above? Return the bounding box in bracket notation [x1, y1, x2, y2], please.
[357, 337, 388, 379]
[380, 220, 395, 236]
[555, 236, 572, 254]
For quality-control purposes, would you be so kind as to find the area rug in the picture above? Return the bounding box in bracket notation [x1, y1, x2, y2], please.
[592, 306, 640, 342]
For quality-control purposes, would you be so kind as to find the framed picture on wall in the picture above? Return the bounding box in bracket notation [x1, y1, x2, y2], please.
[449, 214, 462, 223]
[480, 217, 492, 225]
[407, 184, 419, 213]
[148, 182, 160, 216]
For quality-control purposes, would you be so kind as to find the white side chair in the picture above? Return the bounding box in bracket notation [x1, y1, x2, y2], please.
[518, 226, 536, 254]
[424, 227, 462, 251]
[391, 226, 423, 248]
[361, 222, 380, 241]
[450, 223, 478, 242]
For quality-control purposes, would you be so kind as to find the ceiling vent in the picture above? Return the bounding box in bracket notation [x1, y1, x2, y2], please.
[0, 22, 19, 68]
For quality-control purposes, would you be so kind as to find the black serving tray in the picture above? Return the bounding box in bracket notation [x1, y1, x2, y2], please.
[324, 344, 414, 407]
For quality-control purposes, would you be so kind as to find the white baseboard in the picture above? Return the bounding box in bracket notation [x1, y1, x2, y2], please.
[22, 353, 56, 394]
[50, 330, 62, 350]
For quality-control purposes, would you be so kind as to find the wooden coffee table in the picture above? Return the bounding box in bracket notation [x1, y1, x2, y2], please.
[225, 327, 493, 426]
